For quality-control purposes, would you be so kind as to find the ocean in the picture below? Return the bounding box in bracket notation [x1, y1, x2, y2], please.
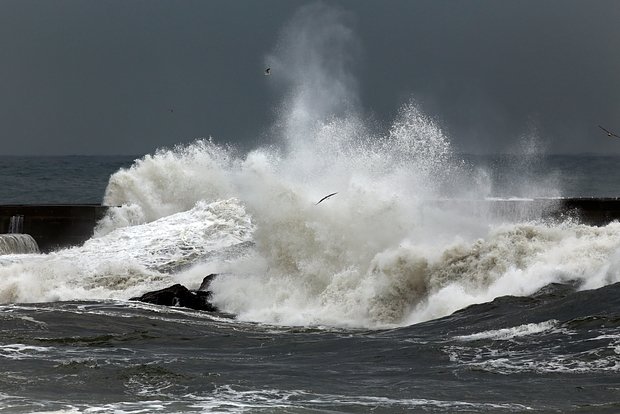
[1, 118, 620, 412]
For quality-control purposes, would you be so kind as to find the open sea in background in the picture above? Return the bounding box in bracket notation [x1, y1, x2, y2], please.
[3, 154, 620, 205]
[0, 151, 619, 413]
[0, 156, 137, 205]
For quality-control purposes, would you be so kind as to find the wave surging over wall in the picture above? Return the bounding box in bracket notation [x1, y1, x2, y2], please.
[0, 235, 39, 255]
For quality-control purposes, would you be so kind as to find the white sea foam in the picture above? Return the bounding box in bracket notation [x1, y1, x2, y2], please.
[0, 344, 50, 360]
[449, 346, 620, 375]
[455, 320, 559, 341]
[186, 385, 532, 412]
[0, 200, 253, 304]
[448, 328, 620, 374]
[2, 387, 532, 414]
[99, 139, 237, 231]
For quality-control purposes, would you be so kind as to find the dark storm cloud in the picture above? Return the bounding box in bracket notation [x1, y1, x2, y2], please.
[0, 0, 303, 155]
[0, 0, 618, 155]
[354, 1, 620, 154]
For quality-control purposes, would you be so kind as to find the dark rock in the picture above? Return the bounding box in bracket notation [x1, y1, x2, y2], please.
[198, 273, 218, 291]
[130, 283, 218, 312]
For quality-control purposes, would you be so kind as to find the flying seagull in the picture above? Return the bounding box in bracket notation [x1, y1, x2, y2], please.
[599, 125, 620, 139]
[264, 67, 271, 76]
[315, 192, 338, 205]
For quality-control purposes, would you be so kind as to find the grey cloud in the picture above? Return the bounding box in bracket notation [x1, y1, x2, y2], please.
[0, 0, 618, 155]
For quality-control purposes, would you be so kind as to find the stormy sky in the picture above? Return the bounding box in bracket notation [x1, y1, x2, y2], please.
[0, 0, 619, 156]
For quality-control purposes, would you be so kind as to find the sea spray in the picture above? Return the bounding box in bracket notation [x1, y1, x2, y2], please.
[99, 139, 237, 232]
[3, 3, 620, 330]
[480, 120, 562, 199]
[0, 200, 253, 304]
[266, 3, 361, 146]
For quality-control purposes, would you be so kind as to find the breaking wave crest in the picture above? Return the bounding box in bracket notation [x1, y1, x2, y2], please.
[91, 97, 620, 328]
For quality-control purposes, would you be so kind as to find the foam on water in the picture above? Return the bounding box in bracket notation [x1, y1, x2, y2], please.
[187, 385, 533, 412]
[455, 320, 559, 341]
[0, 200, 252, 304]
[0, 388, 533, 414]
[447, 335, 620, 375]
[0, 344, 50, 360]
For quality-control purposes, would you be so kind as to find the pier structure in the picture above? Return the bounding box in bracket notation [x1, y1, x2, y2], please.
[0, 205, 108, 253]
[425, 198, 620, 227]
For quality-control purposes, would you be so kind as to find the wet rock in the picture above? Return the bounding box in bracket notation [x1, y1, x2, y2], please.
[198, 273, 218, 291]
[130, 283, 217, 312]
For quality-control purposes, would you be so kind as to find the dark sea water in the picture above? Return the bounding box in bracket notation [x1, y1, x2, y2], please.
[2, 282, 619, 413]
[1, 152, 620, 413]
[0, 156, 137, 205]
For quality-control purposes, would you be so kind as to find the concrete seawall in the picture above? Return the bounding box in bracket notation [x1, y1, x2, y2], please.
[561, 198, 620, 224]
[1, 198, 620, 253]
[0, 205, 108, 252]
[426, 198, 620, 226]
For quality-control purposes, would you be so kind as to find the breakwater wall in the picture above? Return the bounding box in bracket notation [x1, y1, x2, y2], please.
[1, 199, 620, 254]
[560, 198, 620, 224]
[0, 205, 108, 253]
[425, 198, 620, 226]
